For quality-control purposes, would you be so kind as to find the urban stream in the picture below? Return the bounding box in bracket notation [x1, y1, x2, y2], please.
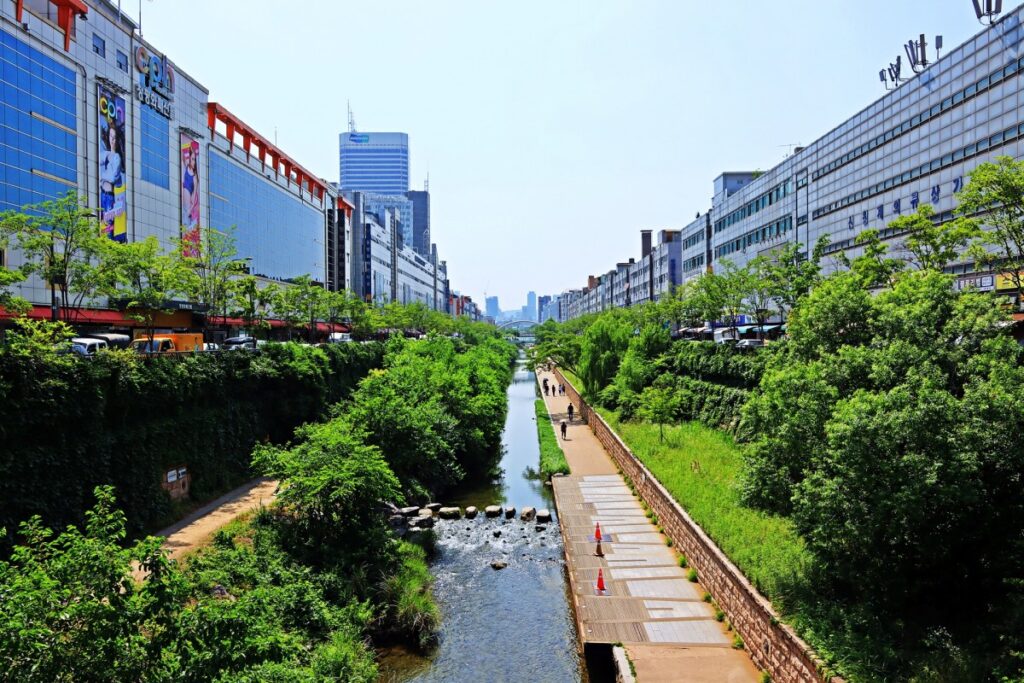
[377, 355, 588, 683]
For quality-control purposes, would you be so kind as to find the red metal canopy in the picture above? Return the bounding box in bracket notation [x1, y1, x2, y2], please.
[207, 102, 328, 202]
[15, 0, 88, 51]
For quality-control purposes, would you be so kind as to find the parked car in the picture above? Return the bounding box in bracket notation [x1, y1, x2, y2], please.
[70, 337, 108, 356]
[203, 342, 220, 351]
[84, 333, 131, 349]
[326, 332, 352, 343]
[223, 336, 263, 351]
[735, 339, 765, 350]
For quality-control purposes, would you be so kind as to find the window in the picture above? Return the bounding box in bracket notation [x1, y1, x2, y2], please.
[116, 50, 128, 73]
[92, 34, 105, 58]
[140, 104, 170, 187]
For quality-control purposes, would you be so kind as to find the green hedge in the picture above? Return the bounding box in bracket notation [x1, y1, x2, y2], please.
[666, 340, 767, 388]
[668, 375, 751, 433]
[0, 342, 383, 543]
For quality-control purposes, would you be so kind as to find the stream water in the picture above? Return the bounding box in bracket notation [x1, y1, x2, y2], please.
[377, 356, 585, 683]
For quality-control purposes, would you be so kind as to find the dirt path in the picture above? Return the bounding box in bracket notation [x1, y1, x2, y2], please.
[155, 478, 278, 561]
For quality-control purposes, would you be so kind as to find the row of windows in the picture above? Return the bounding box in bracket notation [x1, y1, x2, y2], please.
[92, 33, 129, 74]
[140, 104, 169, 188]
[714, 215, 792, 259]
[714, 179, 793, 233]
[682, 254, 705, 272]
[683, 229, 703, 250]
[812, 119, 1024, 220]
[813, 54, 1024, 181]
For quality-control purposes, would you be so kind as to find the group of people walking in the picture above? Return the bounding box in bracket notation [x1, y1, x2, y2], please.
[542, 377, 566, 397]
[542, 376, 574, 440]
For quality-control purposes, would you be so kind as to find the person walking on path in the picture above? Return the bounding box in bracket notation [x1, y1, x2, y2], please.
[544, 384, 549, 396]
[560, 420, 568, 440]
[568, 403, 575, 422]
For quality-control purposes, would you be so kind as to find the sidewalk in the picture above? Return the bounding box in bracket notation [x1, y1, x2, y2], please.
[536, 370, 759, 683]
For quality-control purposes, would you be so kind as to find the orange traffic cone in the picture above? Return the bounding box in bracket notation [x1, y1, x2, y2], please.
[594, 522, 602, 542]
[596, 568, 606, 593]
[595, 540, 604, 557]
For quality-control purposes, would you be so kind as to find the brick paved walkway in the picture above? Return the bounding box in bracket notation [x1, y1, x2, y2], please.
[537, 371, 759, 683]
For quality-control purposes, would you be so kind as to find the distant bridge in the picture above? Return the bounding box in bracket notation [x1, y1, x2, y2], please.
[497, 319, 538, 331]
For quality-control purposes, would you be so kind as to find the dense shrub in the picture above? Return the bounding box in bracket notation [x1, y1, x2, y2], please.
[665, 340, 768, 388]
[0, 342, 383, 543]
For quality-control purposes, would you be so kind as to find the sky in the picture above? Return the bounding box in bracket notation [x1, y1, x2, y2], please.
[132, 0, 985, 311]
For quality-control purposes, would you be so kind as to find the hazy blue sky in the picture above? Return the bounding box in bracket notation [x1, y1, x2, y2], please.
[135, 0, 983, 310]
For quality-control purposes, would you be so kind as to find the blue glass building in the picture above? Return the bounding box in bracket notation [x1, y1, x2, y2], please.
[0, 29, 77, 213]
[209, 151, 324, 284]
[338, 131, 409, 194]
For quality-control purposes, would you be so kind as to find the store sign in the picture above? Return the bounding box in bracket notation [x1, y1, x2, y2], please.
[996, 271, 1024, 291]
[134, 45, 175, 118]
[348, 133, 369, 143]
[955, 274, 994, 291]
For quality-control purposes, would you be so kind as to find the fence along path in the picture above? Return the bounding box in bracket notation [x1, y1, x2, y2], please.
[537, 370, 759, 683]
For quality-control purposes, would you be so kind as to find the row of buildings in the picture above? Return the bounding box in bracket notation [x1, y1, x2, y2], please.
[557, 5, 1024, 322]
[0, 0, 482, 328]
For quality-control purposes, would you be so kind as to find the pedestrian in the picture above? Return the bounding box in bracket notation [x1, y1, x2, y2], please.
[560, 384, 565, 396]
[544, 384, 549, 396]
[568, 403, 574, 421]
[560, 420, 567, 440]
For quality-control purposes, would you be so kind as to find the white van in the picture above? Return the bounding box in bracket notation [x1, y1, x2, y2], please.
[70, 337, 108, 356]
[327, 332, 352, 343]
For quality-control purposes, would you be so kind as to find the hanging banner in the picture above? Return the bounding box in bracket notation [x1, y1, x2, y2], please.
[180, 133, 201, 257]
[98, 85, 127, 242]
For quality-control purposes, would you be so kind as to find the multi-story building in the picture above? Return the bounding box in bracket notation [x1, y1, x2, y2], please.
[526, 290, 537, 321]
[406, 189, 430, 256]
[346, 191, 448, 310]
[338, 131, 409, 195]
[362, 192, 414, 249]
[560, 7, 1024, 320]
[0, 0, 471, 326]
[485, 296, 500, 319]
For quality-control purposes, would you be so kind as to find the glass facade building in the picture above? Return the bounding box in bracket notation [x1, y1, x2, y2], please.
[0, 29, 77, 214]
[339, 131, 409, 194]
[209, 150, 324, 284]
[561, 7, 1024, 320]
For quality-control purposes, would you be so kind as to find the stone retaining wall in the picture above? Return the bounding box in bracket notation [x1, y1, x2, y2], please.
[554, 368, 842, 683]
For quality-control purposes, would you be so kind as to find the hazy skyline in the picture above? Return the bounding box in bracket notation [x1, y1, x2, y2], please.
[136, 0, 983, 306]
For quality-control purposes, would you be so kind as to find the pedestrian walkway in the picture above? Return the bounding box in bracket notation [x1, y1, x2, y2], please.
[537, 370, 759, 683]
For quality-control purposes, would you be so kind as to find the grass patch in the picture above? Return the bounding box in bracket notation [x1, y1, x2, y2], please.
[534, 399, 570, 477]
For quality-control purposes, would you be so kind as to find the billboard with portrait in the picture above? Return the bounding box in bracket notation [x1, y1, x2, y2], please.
[180, 133, 201, 257]
[98, 85, 127, 242]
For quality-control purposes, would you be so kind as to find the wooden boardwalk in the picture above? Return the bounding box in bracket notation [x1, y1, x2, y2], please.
[537, 372, 758, 682]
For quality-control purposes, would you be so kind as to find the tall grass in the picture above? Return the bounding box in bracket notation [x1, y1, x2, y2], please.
[598, 412, 811, 599]
[535, 400, 570, 477]
[376, 542, 440, 650]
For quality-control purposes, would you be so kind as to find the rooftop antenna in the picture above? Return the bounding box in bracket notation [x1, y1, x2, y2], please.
[347, 102, 357, 133]
[778, 143, 801, 157]
[879, 55, 905, 90]
[424, 173, 429, 192]
[905, 34, 943, 73]
[972, 0, 1003, 25]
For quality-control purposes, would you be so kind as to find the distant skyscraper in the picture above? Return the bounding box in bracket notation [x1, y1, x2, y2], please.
[537, 295, 551, 321]
[406, 190, 430, 256]
[339, 131, 409, 194]
[486, 296, 500, 319]
[526, 291, 537, 321]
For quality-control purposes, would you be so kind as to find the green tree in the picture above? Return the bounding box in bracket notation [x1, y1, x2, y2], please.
[231, 275, 276, 336]
[839, 228, 905, 289]
[578, 313, 631, 395]
[100, 236, 190, 343]
[743, 256, 775, 338]
[764, 240, 825, 322]
[638, 383, 680, 443]
[956, 155, 1024, 297]
[178, 225, 247, 339]
[890, 204, 982, 271]
[0, 191, 107, 322]
[690, 270, 729, 331]
[272, 276, 325, 342]
[0, 264, 28, 316]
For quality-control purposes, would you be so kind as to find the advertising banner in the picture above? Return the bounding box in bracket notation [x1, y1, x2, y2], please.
[98, 85, 127, 242]
[180, 133, 201, 257]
